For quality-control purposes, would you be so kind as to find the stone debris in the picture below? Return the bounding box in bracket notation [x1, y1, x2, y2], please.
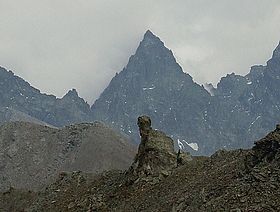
[1, 120, 280, 211]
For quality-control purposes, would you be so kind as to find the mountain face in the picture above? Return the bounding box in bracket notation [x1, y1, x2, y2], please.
[0, 67, 91, 126]
[209, 42, 280, 151]
[0, 31, 279, 155]
[92, 31, 280, 155]
[92, 30, 215, 154]
[0, 121, 135, 191]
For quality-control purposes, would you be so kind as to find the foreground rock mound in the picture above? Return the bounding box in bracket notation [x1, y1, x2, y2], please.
[244, 124, 280, 188]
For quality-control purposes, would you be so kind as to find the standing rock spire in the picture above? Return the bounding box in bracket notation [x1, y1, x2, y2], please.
[126, 116, 190, 184]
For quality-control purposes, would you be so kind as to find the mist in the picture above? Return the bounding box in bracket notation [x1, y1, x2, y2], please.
[0, 0, 280, 104]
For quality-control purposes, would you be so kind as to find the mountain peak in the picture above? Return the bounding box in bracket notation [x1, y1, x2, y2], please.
[63, 88, 79, 99]
[140, 30, 164, 48]
[144, 30, 156, 38]
[272, 41, 280, 59]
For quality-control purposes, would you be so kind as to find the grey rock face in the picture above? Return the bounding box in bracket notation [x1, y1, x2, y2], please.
[0, 121, 136, 191]
[211, 44, 280, 151]
[0, 67, 91, 127]
[92, 31, 280, 155]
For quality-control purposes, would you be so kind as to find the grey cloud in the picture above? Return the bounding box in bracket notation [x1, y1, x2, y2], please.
[0, 0, 280, 103]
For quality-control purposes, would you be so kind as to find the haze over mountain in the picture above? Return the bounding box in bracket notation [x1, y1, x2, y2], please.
[1, 1, 280, 103]
[0, 30, 280, 155]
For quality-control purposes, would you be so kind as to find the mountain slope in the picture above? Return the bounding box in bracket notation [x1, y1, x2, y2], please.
[0, 106, 53, 127]
[0, 121, 136, 191]
[210, 42, 280, 150]
[0, 67, 91, 126]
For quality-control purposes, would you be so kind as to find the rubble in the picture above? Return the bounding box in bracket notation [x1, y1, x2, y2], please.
[1, 120, 280, 211]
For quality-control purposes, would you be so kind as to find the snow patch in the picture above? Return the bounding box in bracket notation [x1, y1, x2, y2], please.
[177, 139, 199, 151]
[187, 142, 199, 151]
[248, 115, 261, 132]
[177, 139, 184, 150]
[204, 84, 215, 96]
[143, 86, 155, 91]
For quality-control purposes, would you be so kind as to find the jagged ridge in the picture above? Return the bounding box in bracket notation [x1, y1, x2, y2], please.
[92, 30, 280, 155]
[0, 31, 280, 155]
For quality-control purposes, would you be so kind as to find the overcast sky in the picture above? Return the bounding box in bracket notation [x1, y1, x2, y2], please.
[0, 0, 280, 104]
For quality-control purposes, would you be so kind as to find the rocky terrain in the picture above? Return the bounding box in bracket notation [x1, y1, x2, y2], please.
[0, 121, 136, 192]
[1, 117, 279, 211]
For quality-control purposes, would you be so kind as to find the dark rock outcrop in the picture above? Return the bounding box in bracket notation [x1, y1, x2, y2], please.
[246, 124, 280, 170]
[252, 124, 280, 163]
